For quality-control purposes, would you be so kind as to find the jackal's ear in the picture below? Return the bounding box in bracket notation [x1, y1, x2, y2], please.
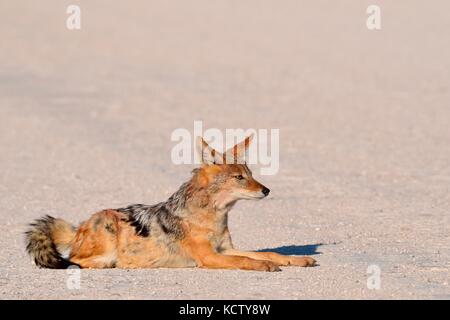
[196, 137, 224, 165]
[224, 133, 254, 164]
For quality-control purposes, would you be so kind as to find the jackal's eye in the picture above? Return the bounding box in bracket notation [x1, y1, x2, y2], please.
[235, 175, 245, 180]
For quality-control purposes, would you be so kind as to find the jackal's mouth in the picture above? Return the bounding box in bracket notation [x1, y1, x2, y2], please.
[236, 191, 267, 200]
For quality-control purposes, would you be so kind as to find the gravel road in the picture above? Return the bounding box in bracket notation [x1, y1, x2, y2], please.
[0, 1, 449, 299]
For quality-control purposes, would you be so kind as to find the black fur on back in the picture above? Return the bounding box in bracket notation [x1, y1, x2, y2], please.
[116, 180, 192, 239]
[117, 203, 184, 239]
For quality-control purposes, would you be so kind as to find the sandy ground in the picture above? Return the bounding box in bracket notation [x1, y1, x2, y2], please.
[1, 1, 449, 299]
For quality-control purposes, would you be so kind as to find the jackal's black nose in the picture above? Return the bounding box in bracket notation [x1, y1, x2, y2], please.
[262, 187, 270, 197]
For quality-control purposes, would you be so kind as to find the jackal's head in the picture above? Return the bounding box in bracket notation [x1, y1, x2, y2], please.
[193, 134, 270, 209]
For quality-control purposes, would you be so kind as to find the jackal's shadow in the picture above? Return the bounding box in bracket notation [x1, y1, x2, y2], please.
[258, 244, 322, 256]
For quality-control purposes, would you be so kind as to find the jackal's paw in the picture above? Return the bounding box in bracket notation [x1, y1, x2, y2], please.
[288, 256, 317, 267]
[255, 260, 281, 272]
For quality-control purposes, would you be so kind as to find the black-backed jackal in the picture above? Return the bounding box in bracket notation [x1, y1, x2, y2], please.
[25, 135, 316, 271]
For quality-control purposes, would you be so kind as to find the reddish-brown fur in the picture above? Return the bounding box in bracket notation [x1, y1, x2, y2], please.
[26, 135, 316, 271]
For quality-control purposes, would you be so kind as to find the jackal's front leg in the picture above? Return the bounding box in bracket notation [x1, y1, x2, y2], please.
[199, 253, 281, 272]
[182, 238, 281, 272]
[222, 249, 316, 267]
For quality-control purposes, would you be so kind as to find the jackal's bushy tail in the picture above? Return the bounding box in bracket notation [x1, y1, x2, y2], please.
[25, 215, 77, 268]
